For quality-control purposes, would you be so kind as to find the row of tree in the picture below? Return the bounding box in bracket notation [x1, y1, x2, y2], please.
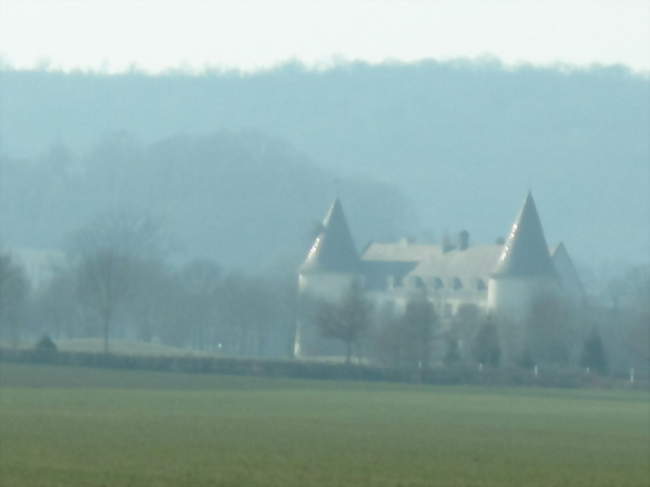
[0, 210, 297, 356]
[0, 210, 647, 377]
[305, 289, 506, 370]
[305, 282, 647, 376]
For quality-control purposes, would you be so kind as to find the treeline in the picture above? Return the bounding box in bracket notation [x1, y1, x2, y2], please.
[2, 60, 648, 263]
[299, 279, 649, 378]
[0, 235, 647, 381]
[0, 210, 298, 357]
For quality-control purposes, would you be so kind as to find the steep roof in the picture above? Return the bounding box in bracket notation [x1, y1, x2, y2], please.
[409, 245, 504, 280]
[361, 241, 504, 292]
[493, 192, 556, 278]
[551, 242, 584, 297]
[362, 241, 440, 263]
[300, 198, 360, 273]
[363, 241, 503, 278]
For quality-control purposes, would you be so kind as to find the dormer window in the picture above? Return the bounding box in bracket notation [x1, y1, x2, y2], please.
[413, 276, 425, 289]
[476, 279, 486, 291]
[452, 278, 463, 290]
[432, 277, 444, 290]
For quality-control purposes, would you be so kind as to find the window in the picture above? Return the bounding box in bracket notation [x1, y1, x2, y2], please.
[476, 279, 486, 291]
[432, 277, 444, 289]
[413, 276, 425, 289]
[452, 277, 463, 290]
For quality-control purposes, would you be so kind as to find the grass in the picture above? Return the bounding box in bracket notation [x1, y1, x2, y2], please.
[0, 363, 648, 486]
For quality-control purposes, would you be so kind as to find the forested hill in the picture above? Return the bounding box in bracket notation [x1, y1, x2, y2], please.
[0, 131, 412, 270]
[0, 61, 648, 265]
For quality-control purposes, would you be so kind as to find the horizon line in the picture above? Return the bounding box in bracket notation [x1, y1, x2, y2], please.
[1, 55, 648, 79]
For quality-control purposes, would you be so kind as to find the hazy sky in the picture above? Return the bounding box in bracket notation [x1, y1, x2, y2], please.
[1, 0, 649, 73]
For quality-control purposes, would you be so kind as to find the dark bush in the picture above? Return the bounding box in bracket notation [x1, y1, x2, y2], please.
[516, 347, 536, 370]
[34, 335, 57, 353]
[443, 338, 462, 366]
[472, 320, 501, 367]
[580, 328, 608, 375]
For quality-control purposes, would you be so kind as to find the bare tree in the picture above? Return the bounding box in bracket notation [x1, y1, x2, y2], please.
[69, 211, 165, 353]
[627, 317, 650, 365]
[448, 303, 481, 363]
[580, 327, 608, 375]
[400, 294, 437, 368]
[472, 317, 501, 367]
[178, 259, 223, 351]
[621, 265, 650, 365]
[372, 301, 402, 367]
[0, 252, 29, 347]
[31, 263, 81, 339]
[373, 294, 437, 369]
[315, 281, 372, 364]
[69, 209, 166, 260]
[125, 258, 176, 343]
[76, 249, 133, 353]
[218, 273, 280, 356]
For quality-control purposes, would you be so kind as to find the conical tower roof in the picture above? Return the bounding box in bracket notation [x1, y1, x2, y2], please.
[551, 242, 584, 295]
[493, 192, 556, 278]
[300, 198, 360, 273]
[551, 242, 570, 263]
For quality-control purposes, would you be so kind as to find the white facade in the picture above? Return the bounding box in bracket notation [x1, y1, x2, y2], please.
[487, 275, 561, 322]
[298, 272, 358, 302]
[296, 193, 583, 359]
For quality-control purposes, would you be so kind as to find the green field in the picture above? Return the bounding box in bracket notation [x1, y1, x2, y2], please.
[0, 363, 648, 486]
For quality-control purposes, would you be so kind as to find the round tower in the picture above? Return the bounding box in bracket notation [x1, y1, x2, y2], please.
[295, 198, 361, 357]
[487, 193, 560, 358]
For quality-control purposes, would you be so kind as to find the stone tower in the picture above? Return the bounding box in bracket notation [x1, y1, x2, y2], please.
[294, 198, 360, 357]
[487, 192, 559, 321]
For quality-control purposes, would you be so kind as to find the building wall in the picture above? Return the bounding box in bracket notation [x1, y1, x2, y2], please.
[296, 269, 566, 363]
[487, 275, 559, 320]
[298, 272, 358, 302]
[294, 271, 359, 358]
[486, 275, 562, 362]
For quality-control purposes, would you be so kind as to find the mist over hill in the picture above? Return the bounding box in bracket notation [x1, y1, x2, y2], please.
[0, 60, 648, 267]
[0, 130, 412, 270]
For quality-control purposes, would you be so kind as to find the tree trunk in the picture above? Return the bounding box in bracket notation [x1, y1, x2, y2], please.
[257, 333, 267, 357]
[345, 340, 352, 365]
[102, 310, 111, 354]
[10, 323, 19, 350]
[239, 326, 248, 356]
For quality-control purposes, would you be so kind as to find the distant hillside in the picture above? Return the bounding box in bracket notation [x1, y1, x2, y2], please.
[0, 131, 413, 270]
[0, 61, 648, 264]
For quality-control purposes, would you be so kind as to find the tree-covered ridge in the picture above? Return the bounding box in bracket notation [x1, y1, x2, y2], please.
[0, 130, 413, 269]
[1, 60, 647, 263]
